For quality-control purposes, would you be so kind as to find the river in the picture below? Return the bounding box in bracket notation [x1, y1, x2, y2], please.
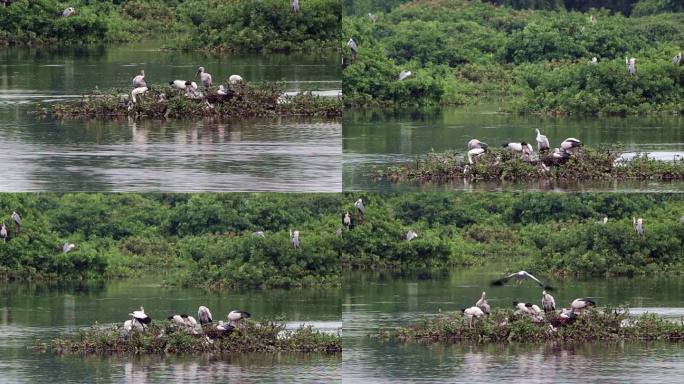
[343, 268, 684, 383]
[0, 42, 342, 192]
[343, 106, 684, 192]
[0, 279, 341, 383]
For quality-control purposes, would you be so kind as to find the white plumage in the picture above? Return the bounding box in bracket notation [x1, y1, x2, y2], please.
[535, 129, 549, 151]
[198, 306, 213, 325]
[467, 148, 485, 164]
[132, 70, 146, 88]
[229, 75, 243, 85]
[398, 70, 412, 81]
[197, 67, 212, 89]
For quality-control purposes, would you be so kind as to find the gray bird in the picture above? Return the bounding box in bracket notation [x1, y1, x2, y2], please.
[11, 211, 21, 235]
[542, 290, 555, 312]
[347, 38, 358, 62]
[0, 223, 7, 242]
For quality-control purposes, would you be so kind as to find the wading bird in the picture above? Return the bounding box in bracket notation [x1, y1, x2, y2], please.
[467, 147, 486, 164]
[399, 70, 412, 80]
[229, 75, 243, 85]
[503, 142, 533, 155]
[217, 85, 229, 96]
[542, 290, 555, 312]
[347, 39, 358, 62]
[633, 217, 644, 236]
[291, 0, 299, 13]
[560, 138, 582, 153]
[227, 310, 251, 327]
[62, 242, 75, 253]
[11, 211, 21, 235]
[196, 67, 212, 90]
[475, 291, 490, 315]
[198, 306, 212, 325]
[467, 139, 488, 151]
[588, 57, 598, 65]
[673, 52, 681, 65]
[252, 231, 265, 238]
[535, 129, 550, 152]
[491, 271, 553, 290]
[550, 148, 570, 164]
[626, 57, 636, 76]
[169, 80, 198, 90]
[405, 230, 418, 241]
[462, 306, 484, 327]
[355, 198, 365, 220]
[132, 70, 146, 88]
[62, 7, 75, 17]
[368, 13, 378, 22]
[131, 86, 148, 104]
[571, 298, 595, 313]
[601, 217, 608, 224]
[0, 223, 6, 242]
[343, 211, 352, 230]
[169, 314, 199, 333]
[290, 229, 300, 249]
[124, 307, 151, 333]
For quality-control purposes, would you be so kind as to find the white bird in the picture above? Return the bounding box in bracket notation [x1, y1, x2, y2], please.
[216, 320, 234, 332]
[228, 75, 243, 85]
[291, 0, 300, 13]
[405, 230, 418, 241]
[169, 80, 198, 90]
[62, 7, 75, 17]
[0, 224, 6, 242]
[125, 306, 151, 333]
[514, 302, 536, 315]
[252, 231, 265, 238]
[11, 211, 21, 235]
[217, 85, 229, 95]
[132, 70, 146, 88]
[588, 57, 597, 65]
[542, 290, 555, 312]
[560, 138, 582, 153]
[343, 212, 352, 230]
[601, 217, 608, 224]
[589, 15, 597, 24]
[347, 38, 358, 53]
[491, 271, 553, 290]
[62, 243, 75, 253]
[290, 230, 300, 249]
[198, 306, 213, 325]
[570, 298, 596, 313]
[467, 148, 486, 164]
[355, 198, 365, 219]
[672, 52, 681, 65]
[626, 57, 636, 76]
[633, 217, 644, 236]
[475, 291, 490, 314]
[467, 139, 488, 151]
[552, 147, 570, 162]
[227, 310, 251, 327]
[131, 86, 148, 104]
[463, 306, 484, 327]
[368, 13, 378, 22]
[535, 129, 550, 152]
[398, 70, 412, 80]
[502, 142, 533, 154]
[197, 67, 212, 90]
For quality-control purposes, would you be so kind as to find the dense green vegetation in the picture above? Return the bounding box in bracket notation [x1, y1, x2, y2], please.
[0, 0, 341, 52]
[0, 193, 342, 288]
[378, 308, 684, 343]
[340, 193, 684, 276]
[342, 0, 683, 114]
[47, 321, 341, 354]
[41, 83, 342, 119]
[379, 147, 684, 182]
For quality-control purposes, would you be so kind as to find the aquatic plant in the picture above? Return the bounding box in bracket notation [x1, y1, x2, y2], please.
[39, 83, 341, 120]
[378, 148, 684, 182]
[45, 320, 341, 355]
[377, 308, 684, 344]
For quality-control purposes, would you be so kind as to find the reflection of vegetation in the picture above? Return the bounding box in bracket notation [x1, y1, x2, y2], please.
[379, 148, 684, 182]
[0, 0, 340, 52]
[40, 84, 342, 119]
[379, 308, 684, 343]
[340, 193, 684, 275]
[48, 321, 341, 354]
[0, 193, 342, 288]
[342, 0, 683, 114]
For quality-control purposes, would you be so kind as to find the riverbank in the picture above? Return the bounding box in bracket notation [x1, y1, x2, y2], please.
[39, 84, 342, 119]
[342, 0, 683, 114]
[45, 321, 341, 355]
[0, 0, 341, 53]
[377, 148, 684, 183]
[377, 308, 684, 344]
[0, 193, 342, 288]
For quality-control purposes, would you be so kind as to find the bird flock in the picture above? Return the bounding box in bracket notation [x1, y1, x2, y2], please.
[462, 270, 597, 328]
[122, 305, 251, 338]
[466, 129, 583, 170]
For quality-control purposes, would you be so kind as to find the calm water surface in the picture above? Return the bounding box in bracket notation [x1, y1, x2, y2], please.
[0, 279, 341, 383]
[0, 43, 342, 192]
[343, 268, 684, 383]
[343, 106, 684, 192]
